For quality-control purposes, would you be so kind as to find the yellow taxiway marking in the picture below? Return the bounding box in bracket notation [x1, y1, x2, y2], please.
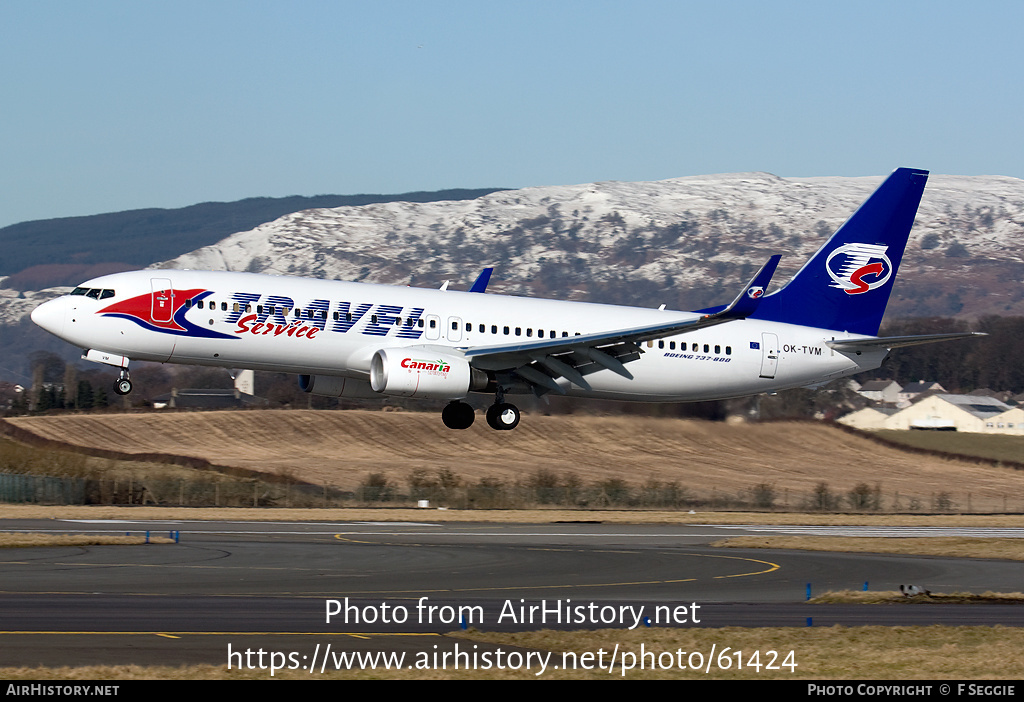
[332, 534, 781, 589]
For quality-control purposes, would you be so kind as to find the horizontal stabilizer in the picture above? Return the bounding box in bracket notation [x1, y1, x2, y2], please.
[826, 332, 986, 352]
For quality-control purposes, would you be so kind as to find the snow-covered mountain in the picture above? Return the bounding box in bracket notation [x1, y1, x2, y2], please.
[4, 171, 1023, 381]
[157, 171, 1024, 316]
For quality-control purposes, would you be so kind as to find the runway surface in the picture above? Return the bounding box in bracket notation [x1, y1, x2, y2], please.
[2, 517, 1023, 668]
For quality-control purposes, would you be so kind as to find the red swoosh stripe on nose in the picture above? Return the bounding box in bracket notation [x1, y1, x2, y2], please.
[99, 289, 207, 331]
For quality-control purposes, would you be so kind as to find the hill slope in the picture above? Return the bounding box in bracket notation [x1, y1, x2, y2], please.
[8, 410, 1022, 511]
[0, 188, 504, 286]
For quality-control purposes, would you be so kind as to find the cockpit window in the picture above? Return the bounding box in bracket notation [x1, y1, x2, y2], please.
[71, 287, 116, 299]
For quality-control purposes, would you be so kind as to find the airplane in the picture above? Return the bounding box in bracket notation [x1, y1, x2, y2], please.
[31, 167, 982, 431]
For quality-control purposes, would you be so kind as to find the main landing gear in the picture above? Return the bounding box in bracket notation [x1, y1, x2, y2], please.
[441, 401, 475, 430]
[486, 402, 520, 431]
[485, 386, 520, 431]
[441, 393, 521, 431]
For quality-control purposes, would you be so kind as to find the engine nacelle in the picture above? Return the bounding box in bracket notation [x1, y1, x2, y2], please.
[369, 349, 487, 399]
[298, 375, 379, 398]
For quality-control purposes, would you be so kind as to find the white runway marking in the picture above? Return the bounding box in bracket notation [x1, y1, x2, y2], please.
[709, 525, 1024, 538]
[4, 520, 1018, 539]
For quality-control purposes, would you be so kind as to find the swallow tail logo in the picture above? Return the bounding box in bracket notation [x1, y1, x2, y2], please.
[825, 243, 893, 295]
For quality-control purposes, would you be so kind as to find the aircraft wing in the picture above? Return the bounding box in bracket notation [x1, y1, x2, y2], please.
[825, 332, 986, 352]
[459, 256, 781, 394]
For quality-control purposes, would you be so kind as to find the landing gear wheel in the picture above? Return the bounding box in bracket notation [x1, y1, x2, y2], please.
[441, 401, 475, 430]
[486, 402, 520, 431]
[114, 378, 133, 396]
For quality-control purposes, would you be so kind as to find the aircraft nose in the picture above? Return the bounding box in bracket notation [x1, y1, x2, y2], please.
[31, 297, 67, 337]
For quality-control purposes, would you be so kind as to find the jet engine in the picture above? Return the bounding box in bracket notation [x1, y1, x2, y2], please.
[369, 349, 488, 399]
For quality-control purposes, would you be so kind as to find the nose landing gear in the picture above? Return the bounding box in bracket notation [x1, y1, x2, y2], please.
[113, 368, 132, 396]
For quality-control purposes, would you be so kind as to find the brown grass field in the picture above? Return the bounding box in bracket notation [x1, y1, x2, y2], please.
[3, 626, 1024, 679]
[7, 409, 1024, 511]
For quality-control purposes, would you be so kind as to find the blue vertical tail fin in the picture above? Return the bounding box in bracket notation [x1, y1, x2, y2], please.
[750, 167, 929, 336]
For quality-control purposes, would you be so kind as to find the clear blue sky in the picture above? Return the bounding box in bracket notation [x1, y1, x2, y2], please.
[2, 0, 1022, 228]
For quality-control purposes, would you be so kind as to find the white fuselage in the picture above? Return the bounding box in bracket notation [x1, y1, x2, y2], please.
[32, 269, 884, 402]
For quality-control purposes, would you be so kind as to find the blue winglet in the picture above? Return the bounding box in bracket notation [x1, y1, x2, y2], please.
[469, 267, 493, 293]
[724, 254, 781, 318]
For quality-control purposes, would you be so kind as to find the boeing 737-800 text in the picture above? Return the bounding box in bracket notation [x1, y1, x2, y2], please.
[31, 168, 979, 430]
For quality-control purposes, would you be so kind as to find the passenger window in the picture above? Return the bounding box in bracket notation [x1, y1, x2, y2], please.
[670, 341, 676, 350]
[658, 340, 664, 349]
[515, 327, 522, 336]
[692, 343, 698, 352]
[198, 300, 204, 309]
[527, 328, 533, 337]
[221, 302, 228, 311]
[504, 326, 510, 335]
[491, 325, 497, 334]
[726, 346, 732, 355]
[715, 345, 720, 354]
[418, 319, 425, 328]
[429, 319, 436, 329]
[479, 324, 485, 333]
[704, 344, 709, 353]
